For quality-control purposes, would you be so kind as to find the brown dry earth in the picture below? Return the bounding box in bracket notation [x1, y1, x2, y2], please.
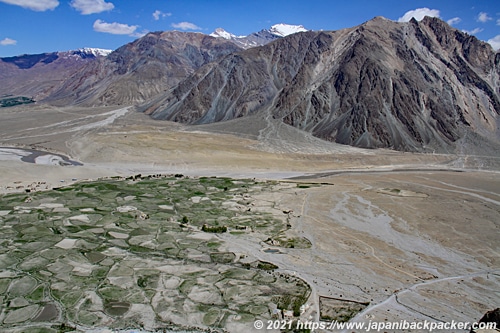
[0, 105, 498, 332]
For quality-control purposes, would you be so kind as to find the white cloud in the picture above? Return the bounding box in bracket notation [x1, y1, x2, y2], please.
[447, 17, 461, 25]
[171, 22, 201, 31]
[0, 37, 17, 46]
[477, 12, 492, 23]
[496, 19, 500, 26]
[398, 7, 440, 22]
[0, 0, 59, 11]
[462, 27, 484, 35]
[70, 0, 114, 15]
[153, 9, 171, 21]
[487, 35, 500, 50]
[93, 19, 142, 36]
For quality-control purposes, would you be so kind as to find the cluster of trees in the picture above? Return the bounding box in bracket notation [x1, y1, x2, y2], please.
[273, 294, 309, 317]
[201, 224, 227, 233]
[180, 217, 227, 233]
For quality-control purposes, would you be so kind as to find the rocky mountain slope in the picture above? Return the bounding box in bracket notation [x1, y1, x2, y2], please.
[45, 32, 242, 106]
[2, 24, 305, 107]
[0, 48, 110, 101]
[210, 23, 308, 49]
[144, 17, 500, 152]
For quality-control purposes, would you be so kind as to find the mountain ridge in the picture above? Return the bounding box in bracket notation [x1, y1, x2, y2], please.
[0, 22, 310, 105]
[144, 16, 500, 153]
[1, 48, 111, 69]
[0, 48, 111, 100]
[210, 23, 308, 48]
[44, 31, 243, 106]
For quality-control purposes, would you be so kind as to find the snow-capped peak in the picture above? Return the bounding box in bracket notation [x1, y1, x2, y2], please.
[269, 23, 308, 37]
[208, 24, 309, 49]
[57, 47, 113, 61]
[77, 47, 113, 57]
[209, 23, 308, 41]
[210, 28, 244, 40]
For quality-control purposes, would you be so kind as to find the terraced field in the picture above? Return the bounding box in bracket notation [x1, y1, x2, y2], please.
[0, 175, 310, 332]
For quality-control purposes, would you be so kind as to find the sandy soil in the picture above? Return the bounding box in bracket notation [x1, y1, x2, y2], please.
[0, 105, 498, 332]
[0, 105, 476, 191]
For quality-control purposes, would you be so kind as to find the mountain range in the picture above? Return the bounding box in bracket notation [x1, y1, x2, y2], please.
[1, 19, 499, 153]
[44, 31, 243, 106]
[143, 17, 500, 152]
[36, 24, 308, 106]
[0, 48, 110, 101]
[210, 23, 308, 49]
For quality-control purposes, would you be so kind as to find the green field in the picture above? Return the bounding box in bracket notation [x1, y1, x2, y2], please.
[0, 175, 310, 332]
[0, 95, 35, 108]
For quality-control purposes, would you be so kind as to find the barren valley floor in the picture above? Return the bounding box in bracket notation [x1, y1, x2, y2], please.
[0, 105, 498, 332]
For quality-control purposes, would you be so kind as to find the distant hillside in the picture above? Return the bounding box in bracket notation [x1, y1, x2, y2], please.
[0, 48, 110, 101]
[44, 32, 242, 106]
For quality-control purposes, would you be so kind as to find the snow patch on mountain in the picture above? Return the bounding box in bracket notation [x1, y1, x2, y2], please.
[57, 48, 112, 61]
[209, 24, 308, 49]
[210, 23, 308, 39]
[210, 28, 244, 40]
[269, 23, 308, 37]
[76, 48, 113, 57]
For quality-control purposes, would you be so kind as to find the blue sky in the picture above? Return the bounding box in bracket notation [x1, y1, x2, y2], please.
[0, 0, 499, 57]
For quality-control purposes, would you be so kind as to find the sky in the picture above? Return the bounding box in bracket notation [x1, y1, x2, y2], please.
[0, 0, 499, 57]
